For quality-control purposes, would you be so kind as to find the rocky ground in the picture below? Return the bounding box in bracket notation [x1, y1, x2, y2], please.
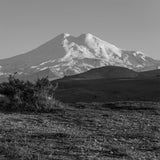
[0, 101, 160, 160]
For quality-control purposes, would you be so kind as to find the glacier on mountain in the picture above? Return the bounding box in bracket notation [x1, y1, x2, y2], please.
[0, 33, 159, 80]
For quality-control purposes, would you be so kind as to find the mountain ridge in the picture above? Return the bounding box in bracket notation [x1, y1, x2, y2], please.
[0, 33, 160, 81]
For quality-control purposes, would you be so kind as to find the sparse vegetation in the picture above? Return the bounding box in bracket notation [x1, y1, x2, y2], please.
[0, 75, 59, 112]
[0, 76, 160, 159]
[0, 102, 159, 160]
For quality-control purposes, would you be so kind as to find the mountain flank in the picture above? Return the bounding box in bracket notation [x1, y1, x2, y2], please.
[0, 33, 160, 82]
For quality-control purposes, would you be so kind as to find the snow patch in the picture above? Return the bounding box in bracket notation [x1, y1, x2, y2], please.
[0, 72, 4, 76]
[136, 64, 143, 68]
[31, 66, 38, 69]
[81, 63, 94, 70]
[39, 67, 49, 71]
[40, 60, 51, 66]
[51, 59, 56, 63]
[17, 72, 23, 75]
[61, 33, 123, 62]
[84, 33, 122, 57]
[64, 33, 70, 38]
[133, 51, 146, 61]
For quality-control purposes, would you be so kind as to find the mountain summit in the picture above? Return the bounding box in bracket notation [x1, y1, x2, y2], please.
[0, 33, 160, 80]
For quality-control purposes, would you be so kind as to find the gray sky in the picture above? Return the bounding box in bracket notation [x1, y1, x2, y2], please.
[0, 0, 160, 59]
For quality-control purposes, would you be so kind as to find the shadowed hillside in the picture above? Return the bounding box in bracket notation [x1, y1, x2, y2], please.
[64, 66, 138, 80]
[54, 66, 160, 103]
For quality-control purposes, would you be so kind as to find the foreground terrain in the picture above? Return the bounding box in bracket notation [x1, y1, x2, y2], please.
[0, 101, 160, 160]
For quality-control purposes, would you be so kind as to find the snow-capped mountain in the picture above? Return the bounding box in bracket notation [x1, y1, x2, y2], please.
[0, 33, 160, 81]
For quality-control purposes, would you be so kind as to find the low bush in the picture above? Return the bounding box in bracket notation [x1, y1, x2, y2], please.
[0, 75, 60, 112]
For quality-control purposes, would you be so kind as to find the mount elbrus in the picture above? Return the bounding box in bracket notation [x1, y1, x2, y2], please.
[0, 33, 160, 81]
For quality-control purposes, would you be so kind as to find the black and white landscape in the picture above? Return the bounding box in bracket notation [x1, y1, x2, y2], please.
[0, 1, 160, 160]
[0, 33, 160, 160]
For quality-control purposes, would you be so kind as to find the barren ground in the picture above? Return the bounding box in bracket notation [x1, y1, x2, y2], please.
[0, 102, 160, 160]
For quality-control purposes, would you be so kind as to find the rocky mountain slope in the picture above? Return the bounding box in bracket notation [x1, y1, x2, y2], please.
[0, 33, 160, 81]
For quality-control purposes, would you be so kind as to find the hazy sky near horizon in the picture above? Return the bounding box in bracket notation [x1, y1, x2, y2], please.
[0, 0, 160, 59]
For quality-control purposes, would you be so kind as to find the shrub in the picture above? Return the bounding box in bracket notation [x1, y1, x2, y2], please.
[0, 75, 59, 112]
